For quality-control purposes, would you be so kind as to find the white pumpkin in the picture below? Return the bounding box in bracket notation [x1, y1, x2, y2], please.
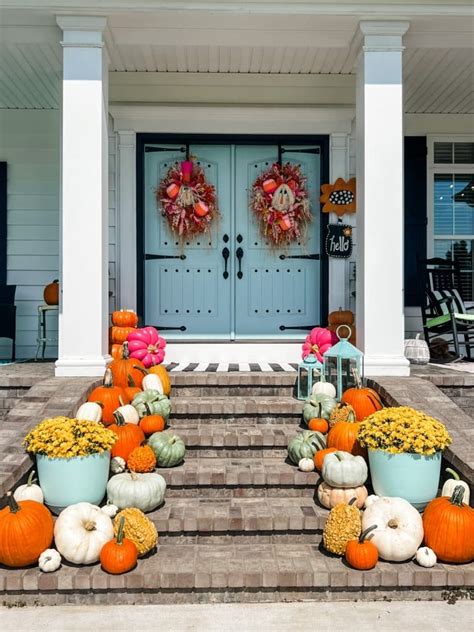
[54, 502, 114, 565]
[404, 334, 430, 365]
[110, 456, 127, 474]
[13, 470, 44, 504]
[364, 495, 380, 508]
[441, 468, 470, 505]
[415, 546, 437, 568]
[298, 457, 315, 472]
[38, 548, 61, 573]
[311, 375, 336, 400]
[113, 404, 140, 425]
[322, 451, 368, 488]
[107, 471, 167, 513]
[142, 373, 164, 394]
[101, 503, 119, 518]
[362, 497, 423, 562]
[76, 401, 102, 423]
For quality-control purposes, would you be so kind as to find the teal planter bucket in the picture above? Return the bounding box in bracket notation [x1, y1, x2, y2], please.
[36, 451, 111, 514]
[368, 449, 441, 511]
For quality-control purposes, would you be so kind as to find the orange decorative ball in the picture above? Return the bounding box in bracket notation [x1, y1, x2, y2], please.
[139, 415, 166, 436]
[307, 418, 329, 434]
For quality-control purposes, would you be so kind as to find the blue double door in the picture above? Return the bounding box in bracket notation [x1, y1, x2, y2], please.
[144, 143, 321, 339]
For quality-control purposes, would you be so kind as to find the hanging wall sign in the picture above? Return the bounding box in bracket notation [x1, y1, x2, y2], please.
[325, 223, 353, 259]
[320, 177, 356, 217]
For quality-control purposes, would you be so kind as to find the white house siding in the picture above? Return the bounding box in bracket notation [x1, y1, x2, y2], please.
[0, 109, 117, 360]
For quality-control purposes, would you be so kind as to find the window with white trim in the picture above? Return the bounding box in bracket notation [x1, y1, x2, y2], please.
[428, 137, 474, 301]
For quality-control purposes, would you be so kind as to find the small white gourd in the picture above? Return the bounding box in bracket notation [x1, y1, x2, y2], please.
[76, 401, 103, 423]
[311, 375, 336, 399]
[13, 470, 44, 504]
[101, 503, 119, 518]
[110, 456, 127, 474]
[441, 468, 470, 505]
[298, 457, 315, 472]
[142, 373, 164, 394]
[415, 547, 437, 568]
[38, 549, 61, 573]
[113, 404, 140, 425]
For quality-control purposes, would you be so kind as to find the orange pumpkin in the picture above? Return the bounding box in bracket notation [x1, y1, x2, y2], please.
[422, 485, 474, 564]
[110, 326, 136, 345]
[88, 368, 128, 425]
[147, 365, 171, 396]
[0, 493, 54, 568]
[109, 341, 146, 389]
[111, 344, 124, 360]
[100, 516, 138, 575]
[345, 525, 378, 570]
[313, 447, 337, 472]
[328, 308, 354, 327]
[109, 416, 145, 461]
[327, 421, 367, 458]
[123, 376, 141, 403]
[341, 372, 383, 421]
[307, 418, 329, 434]
[111, 309, 138, 328]
[139, 414, 166, 436]
[127, 445, 157, 473]
[43, 279, 59, 306]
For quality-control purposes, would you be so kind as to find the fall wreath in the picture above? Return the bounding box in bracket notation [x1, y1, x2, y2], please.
[157, 160, 219, 242]
[250, 162, 311, 247]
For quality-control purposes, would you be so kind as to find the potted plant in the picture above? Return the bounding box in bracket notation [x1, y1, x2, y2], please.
[357, 406, 452, 510]
[23, 416, 116, 513]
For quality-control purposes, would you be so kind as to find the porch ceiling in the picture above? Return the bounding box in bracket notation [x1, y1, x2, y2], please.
[0, 9, 473, 113]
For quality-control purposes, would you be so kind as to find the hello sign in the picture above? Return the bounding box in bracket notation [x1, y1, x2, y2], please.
[325, 223, 353, 259]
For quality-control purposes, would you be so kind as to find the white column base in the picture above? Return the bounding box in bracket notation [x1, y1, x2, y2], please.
[364, 355, 410, 377]
[55, 355, 112, 377]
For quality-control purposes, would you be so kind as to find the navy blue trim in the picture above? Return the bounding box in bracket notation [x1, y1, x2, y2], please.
[0, 163, 6, 286]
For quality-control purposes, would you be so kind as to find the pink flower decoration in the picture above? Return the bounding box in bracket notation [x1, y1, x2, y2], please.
[302, 327, 338, 363]
[127, 326, 166, 368]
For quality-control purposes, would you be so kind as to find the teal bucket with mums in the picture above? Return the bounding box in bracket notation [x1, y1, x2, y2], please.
[36, 451, 111, 513]
[368, 449, 442, 510]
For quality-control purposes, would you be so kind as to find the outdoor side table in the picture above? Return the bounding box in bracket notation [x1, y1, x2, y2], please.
[35, 304, 58, 360]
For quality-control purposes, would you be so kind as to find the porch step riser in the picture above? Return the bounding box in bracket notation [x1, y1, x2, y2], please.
[158, 533, 322, 545]
[185, 449, 289, 458]
[170, 415, 302, 425]
[166, 488, 317, 498]
[172, 386, 297, 397]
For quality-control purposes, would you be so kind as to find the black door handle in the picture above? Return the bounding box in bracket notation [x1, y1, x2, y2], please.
[223, 233, 229, 243]
[222, 247, 230, 279]
[236, 247, 244, 279]
[145, 254, 186, 260]
[279, 253, 319, 260]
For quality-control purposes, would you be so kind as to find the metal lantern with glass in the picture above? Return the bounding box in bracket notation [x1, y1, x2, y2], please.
[297, 353, 323, 401]
[323, 325, 364, 401]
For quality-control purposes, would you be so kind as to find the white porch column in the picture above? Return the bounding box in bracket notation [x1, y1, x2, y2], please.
[356, 21, 410, 376]
[55, 16, 111, 376]
[117, 130, 137, 311]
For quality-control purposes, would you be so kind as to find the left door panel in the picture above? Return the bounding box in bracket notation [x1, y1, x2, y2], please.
[144, 145, 232, 338]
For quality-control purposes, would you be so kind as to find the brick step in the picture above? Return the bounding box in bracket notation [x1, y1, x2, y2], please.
[169, 371, 297, 394]
[169, 396, 303, 425]
[2, 543, 472, 604]
[158, 457, 318, 498]
[150, 496, 327, 544]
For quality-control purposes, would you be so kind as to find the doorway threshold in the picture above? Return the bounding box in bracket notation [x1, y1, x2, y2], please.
[165, 342, 303, 364]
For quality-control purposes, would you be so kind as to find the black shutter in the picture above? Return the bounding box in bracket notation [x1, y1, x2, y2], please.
[0, 162, 6, 285]
[404, 137, 427, 307]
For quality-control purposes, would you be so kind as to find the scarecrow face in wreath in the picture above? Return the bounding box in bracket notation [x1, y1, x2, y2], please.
[272, 183, 295, 212]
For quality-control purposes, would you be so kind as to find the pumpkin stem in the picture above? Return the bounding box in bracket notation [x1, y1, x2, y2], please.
[137, 366, 148, 375]
[103, 368, 114, 388]
[118, 396, 125, 407]
[348, 497, 357, 506]
[116, 516, 125, 545]
[93, 401, 104, 409]
[83, 520, 96, 532]
[122, 341, 130, 359]
[445, 467, 460, 481]
[318, 402, 322, 418]
[130, 471, 138, 481]
[359, 524, 377, 543]
[144, 402, 152, 417]
[334, 452, 344, 462]
[26, 470, 37, 486]
[387, 519, 398, 529]
[6, 491, 20, 513]
[127, 375, 136, 388]
[450, 485, 466, 506]
[113, 410, 126, 426]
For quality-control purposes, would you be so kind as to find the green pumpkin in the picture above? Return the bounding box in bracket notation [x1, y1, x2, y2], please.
[287, 430, 326, 466]
[132, 390, 171, 420]
[148, 432, 186, 468]
[302, 393, 336, 424]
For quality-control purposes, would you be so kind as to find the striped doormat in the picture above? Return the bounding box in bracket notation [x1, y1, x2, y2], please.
[165, 363, 298, 372]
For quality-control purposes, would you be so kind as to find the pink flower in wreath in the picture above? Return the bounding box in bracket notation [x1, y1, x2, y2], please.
[127, 326, 166, 368]
[302, 327, 338, 363]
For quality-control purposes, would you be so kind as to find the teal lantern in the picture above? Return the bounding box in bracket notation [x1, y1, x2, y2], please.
[297, 353, 323, 401]
[323, 325, 364, 401]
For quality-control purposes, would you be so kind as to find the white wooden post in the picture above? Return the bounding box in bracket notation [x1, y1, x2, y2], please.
[55, 16, 111, 376]
[117, 130, 137, 312]
[356, 21, 410, 376]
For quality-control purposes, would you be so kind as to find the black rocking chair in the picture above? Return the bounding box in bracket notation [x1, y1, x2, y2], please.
[0, 284, 16, 361]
